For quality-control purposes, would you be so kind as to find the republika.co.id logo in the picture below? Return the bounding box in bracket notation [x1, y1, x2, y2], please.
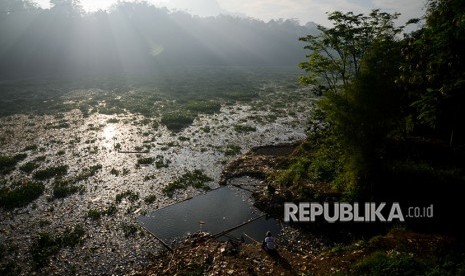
[284, 202, 434, 223]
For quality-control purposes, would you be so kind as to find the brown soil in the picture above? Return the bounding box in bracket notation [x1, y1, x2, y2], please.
[219, 142, 300, 185]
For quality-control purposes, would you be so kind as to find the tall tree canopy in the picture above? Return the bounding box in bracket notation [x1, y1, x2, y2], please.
[400, 0, 465, 145]
[295, 0, 465, 200]
[298, 10, 403, 95]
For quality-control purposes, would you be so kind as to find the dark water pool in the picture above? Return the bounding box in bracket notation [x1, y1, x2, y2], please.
[137, 186, 281, 246]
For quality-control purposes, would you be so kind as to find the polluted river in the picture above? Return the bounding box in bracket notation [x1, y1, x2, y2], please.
[0, 81, 315, 275]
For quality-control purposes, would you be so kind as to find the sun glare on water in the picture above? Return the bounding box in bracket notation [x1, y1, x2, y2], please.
[103, 125, 115, 141]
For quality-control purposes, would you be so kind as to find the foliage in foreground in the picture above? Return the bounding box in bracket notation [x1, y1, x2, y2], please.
[302, 227, 465, 275]
[352, 251, 430, 275]
[292, 1, 465, 200]
[293, 10, 405, 198]
[299, 9, 404, 95]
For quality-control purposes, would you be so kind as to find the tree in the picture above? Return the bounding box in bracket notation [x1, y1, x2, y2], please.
[319, 38, 404, 198]
[50, 0, 83, 17]
[299, 10, 403, 95]
[0, 0, 37, 12]
[399, 0, 465, 146]
[296, 10, 408, 199]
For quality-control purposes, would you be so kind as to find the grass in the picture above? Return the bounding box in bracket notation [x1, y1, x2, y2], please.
[162, 170, 212, 198]
[30, 225, 85, 268]
[0, 182, 45, 209]
[352, 251, 429, 276]
[309, 228, 465, 275]
[33, 165, 68, 180]
[275, 157, 312, 187]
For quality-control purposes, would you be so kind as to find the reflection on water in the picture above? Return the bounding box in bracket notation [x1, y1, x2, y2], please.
[0, 93, 309, 275]
[103, 125, 115, 141]
[138, 186, 281, 245]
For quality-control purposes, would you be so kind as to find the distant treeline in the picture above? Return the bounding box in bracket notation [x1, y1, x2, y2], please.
[0, 0, 318, 79]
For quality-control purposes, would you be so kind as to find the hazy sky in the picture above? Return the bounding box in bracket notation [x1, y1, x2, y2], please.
[33, 0, 427, 26]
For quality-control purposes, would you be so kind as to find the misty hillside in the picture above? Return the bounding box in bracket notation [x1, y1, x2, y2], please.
[0, 1, 318, 79]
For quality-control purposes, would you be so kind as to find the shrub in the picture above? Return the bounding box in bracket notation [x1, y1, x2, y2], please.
[308, 147, 340, 182]
[352, 251, 429, 276]
[275, 157, 312, 187]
